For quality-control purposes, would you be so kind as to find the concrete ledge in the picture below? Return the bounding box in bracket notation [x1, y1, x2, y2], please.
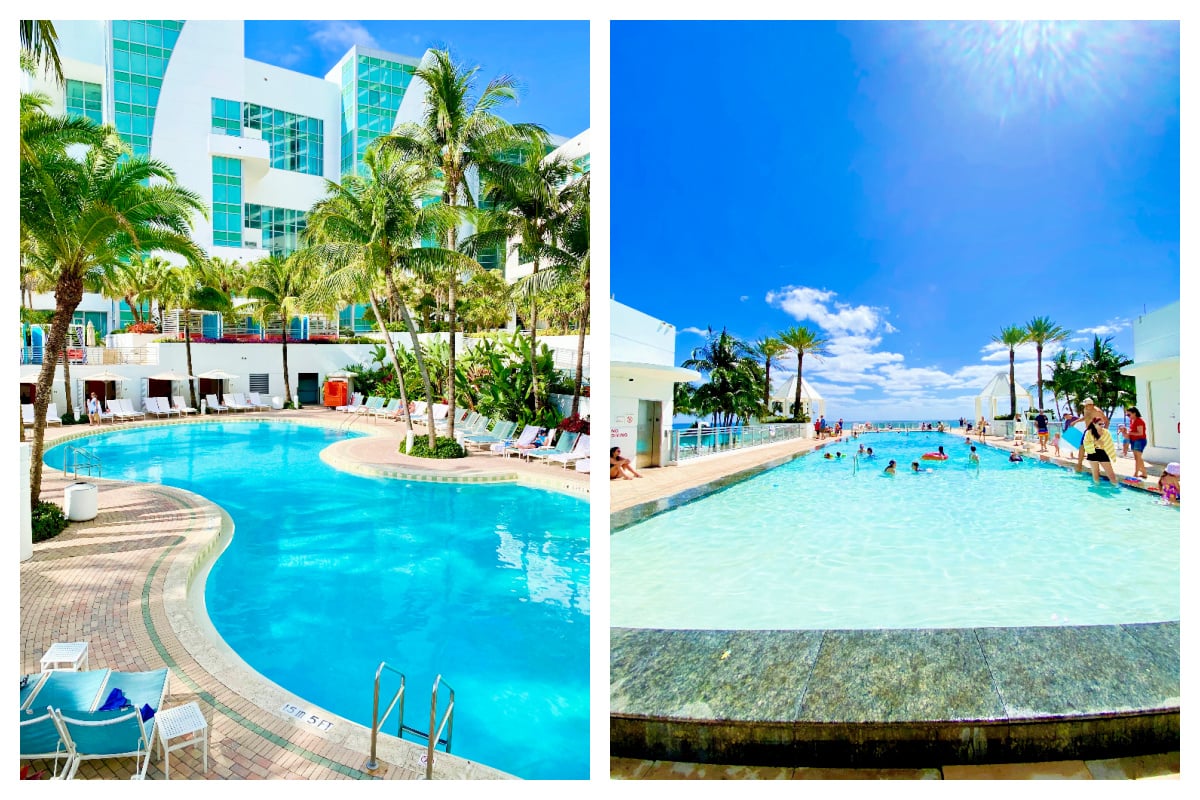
[610, 623, 1179, 768]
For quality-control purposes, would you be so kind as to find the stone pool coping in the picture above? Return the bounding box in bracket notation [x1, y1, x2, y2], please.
[609, 432, 1179, 768]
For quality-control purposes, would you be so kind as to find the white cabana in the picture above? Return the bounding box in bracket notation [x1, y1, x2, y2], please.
[770, 375, 826, 422]
[975, 371, 1034, 422]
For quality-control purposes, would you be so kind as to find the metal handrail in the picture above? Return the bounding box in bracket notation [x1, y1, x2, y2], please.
[669, 422, 809, 462]
[426, 675, 455, 780]
[61, 445, 102, 479]
[366, 662, 406, 771]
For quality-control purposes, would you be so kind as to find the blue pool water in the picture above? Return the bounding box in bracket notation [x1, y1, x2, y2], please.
[47, 422, 590, 780]
[611, 431, 1178, 631]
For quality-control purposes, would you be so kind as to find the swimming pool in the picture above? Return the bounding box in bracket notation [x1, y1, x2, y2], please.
[611, 431, 1178, 630]
[47, 421, 590, 780]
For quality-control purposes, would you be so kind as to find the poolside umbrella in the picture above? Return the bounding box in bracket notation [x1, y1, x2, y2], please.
[86, 370, 131, 382]
[20, 371, 40, 384]
[196, 369, 239, 401]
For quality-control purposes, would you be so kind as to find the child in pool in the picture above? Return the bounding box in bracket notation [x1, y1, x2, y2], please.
[883, 460, 896, 475]
[1008, 450, 1023, 462]
[865, 447, 875, 459]
[1158, 463, 1180, 505]
[969, 446, 980, 464]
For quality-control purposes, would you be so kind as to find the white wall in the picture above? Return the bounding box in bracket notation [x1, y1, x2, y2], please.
[610, 372, 676, 468]
[611, 300, 678, 367]
[1127, 302, 1180, 461]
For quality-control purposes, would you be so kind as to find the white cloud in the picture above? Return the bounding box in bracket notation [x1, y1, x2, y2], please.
[765, 286, 890, 336]
[679, 326, 709, 337]
[739, 295, 749, 302]
[309, 21, 379, 53]
[1077, 319, 1131, 337]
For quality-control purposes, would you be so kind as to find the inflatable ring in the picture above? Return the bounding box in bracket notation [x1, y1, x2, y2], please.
[921, 453, 949, 461]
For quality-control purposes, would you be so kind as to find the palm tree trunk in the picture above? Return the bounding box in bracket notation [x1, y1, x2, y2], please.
[281, 329, 292, 405]
[793, 354, 805, 422]
[763, 359, 771, 413]
[570, 288, 588, 417]
[445, 226, 458, 440]
[1036, 344, 1044, 410]
[395, 300, 440, 449]
[1009, 350, 1017, 417]
[61, 335, 75, 421]
[125, 294, 141, 325]
[366, 290, 414, 439]
[529, 258, 541, 416]
[184, 313, 198, 408]
[30, 275, 85, 507]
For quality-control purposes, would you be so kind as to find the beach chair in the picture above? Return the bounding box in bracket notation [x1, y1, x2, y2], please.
[371, 398, 401, 420]
[205, 394, 229, 413]
[247, 392, 272, 411]
[336, 392, 363, 413]
[22, 403, 36, 427]
[144, 397, 174, 418]
[53, 708, 156, 780]
[173, 396, 197, 415]
[499, 425, 543, 457]
[355, 396, 384, 415]
[464, 419, 516, 447]
[45, 403, 63, 426]
[525, 431, 580, 462]
[114, 398, 145, 421]
[407, 400, 430, 422]
[225, 393, 253, 412]
[98, 400, 117, 424]
[547, 433, 590, 469]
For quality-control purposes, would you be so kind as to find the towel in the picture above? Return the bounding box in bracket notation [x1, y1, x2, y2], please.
[140, 703, 155, 722]
[99, 687, 130, 711]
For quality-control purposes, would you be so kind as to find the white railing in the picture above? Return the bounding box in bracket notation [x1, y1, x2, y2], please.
[19, 345, 157, 366]
[669, 422, 809, 462]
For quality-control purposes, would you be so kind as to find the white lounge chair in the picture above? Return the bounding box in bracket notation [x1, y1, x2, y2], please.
[574, 458, 590, 473]
[97, 400, 117, 424]
[499, 425, 543, 457]
[45, 403, 63, 426]
[525, 431, 579, 462]
[22, 403, 36, 427]
[547, 433, 590, 469]
[371, 398, 401, 420]
[173, 396, 197, 415]
[247, 392, 272, 411]
[114, 399, 145, 421]
[205, 394, 228, 414]
[336, 392, 364, 413]
[224, 393, 253, 412]
[144, 397, 174, 418]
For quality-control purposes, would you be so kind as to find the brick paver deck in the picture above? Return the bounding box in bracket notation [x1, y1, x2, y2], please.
[20, 408, 586, 780]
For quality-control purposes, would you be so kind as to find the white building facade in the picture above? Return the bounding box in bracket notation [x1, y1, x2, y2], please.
[610, 301, 700, 468]
[1124, 301, 1180, 465]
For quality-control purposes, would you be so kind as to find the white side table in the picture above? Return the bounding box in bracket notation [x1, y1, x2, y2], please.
[40, 641, 89, 672]
[156, 701, 209, 780]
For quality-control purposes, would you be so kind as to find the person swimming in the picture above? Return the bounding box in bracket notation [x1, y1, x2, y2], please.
[865, 447, 875, 458]
[835, 451, 843, 458]
[969, 445, 979, 463]
[823, 452, 833, 459]
[1009, 450, 1023, 462]
[884, 459, 896, 475]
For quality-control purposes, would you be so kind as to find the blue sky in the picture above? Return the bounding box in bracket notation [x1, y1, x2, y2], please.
[611, 21, 1180, 421]
[243, 20, 590, 138]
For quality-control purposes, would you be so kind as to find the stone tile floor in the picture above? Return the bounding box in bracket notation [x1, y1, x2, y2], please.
[20, 409, 579, 780]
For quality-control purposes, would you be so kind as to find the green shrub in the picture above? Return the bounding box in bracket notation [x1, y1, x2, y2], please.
[406, 436, 466, 459]
[32, 501, 68, 542]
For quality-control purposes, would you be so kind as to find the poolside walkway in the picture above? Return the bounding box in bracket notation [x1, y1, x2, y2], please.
[20, 407, 584, 780]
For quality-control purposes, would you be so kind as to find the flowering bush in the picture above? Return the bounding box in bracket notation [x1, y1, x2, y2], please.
[558, 414, 589, 435]
[126, 322, 158, 334]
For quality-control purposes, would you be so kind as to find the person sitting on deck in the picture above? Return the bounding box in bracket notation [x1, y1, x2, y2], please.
[610, 446, 641, 480]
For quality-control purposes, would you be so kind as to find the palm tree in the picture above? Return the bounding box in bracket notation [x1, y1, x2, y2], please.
[243, 254, 314, 408]
[470, 152, 575, 414]
[21, 128, 205, 506]
[753, 337, 787, 413]
[682, 328, 764, 426]
[1078, 335, 1136, 420]
[1024, 316, 1070, 412]
[304, 148, 472, 444]
[20, 20, 63, 84]
[158, 262, 230, 407]
[993, 325, 1027, 418]
[377, 48, 547, 437]
[1045, 350, 1082, 418]
[778, 325, 829, 422]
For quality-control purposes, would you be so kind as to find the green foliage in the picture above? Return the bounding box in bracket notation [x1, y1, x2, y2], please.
[31, 500, 67, 542]
[20, 308, 55, 325]
[1048, 335, 1136, 419]
[470, 334, 564, 427]
[406, 435, 466, 459]
[682, 328, 766, 426]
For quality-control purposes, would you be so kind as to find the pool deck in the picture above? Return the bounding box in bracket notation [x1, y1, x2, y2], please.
[20, 407, 585, 780]
[608, 428, 1179, 780]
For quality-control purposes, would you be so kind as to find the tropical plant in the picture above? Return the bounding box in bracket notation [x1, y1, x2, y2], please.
[21, 115, 205, 506]
[1045, 350, 1083, 418]
[458, 268, 513, 331]
[304, 147, 471, 443]
[1077, 335, 1136, 420]
[378, 48, 547, 437]
[19, 20, 63, 84]
[1024, 316, 1070, 411]
[777, 325, 829, 423]
[992, 324, 1027, 419]
[682, 328, 765, 427]
[242, 254, 314, 407]
[158, 261, 230, 407]
[470, 333, 563, 427]
[753, 336, 788, 412]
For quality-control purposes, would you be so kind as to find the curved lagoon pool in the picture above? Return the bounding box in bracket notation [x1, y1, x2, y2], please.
[48, 421, 590, 780]
[611, 432, 1178, 630]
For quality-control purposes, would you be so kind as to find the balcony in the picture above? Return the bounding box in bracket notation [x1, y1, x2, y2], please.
[207, 130, 269, 179]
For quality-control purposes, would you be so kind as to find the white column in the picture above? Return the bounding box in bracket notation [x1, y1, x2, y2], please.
[20, 443, 33, 561]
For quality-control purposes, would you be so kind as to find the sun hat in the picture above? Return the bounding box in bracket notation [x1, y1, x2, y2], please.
[1166, 463, 1180, 477]
[1082, 398, 1095, 406]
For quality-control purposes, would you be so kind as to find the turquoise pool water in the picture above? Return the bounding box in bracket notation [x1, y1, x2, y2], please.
[47, 422, 590, 780]
[611, 431, 1178, 630]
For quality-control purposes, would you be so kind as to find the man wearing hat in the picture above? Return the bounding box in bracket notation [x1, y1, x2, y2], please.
[1074, 398, 1109, 473]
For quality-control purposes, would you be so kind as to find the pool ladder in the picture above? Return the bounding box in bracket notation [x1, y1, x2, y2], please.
[338, 409, 366, 433]
[61, 445, 102, 479]
[366, 662, 455, 779]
